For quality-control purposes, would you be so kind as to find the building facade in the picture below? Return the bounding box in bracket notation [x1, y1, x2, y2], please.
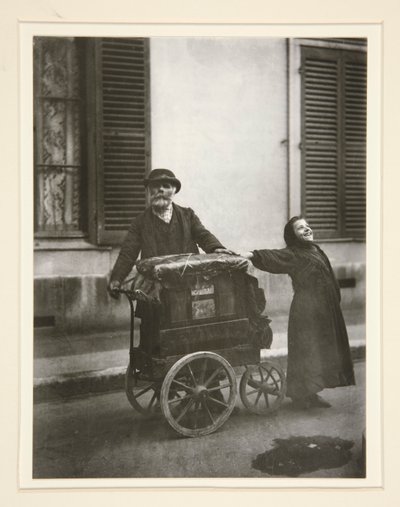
[33, 37, 366, 334]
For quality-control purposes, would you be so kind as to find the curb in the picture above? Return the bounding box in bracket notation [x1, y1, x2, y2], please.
[34, 341, 366, 403]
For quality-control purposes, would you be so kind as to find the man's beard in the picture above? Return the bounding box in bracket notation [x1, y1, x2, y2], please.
[151, 195, 172, 210]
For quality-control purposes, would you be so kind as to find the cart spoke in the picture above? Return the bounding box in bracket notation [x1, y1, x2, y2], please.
[248, 378, 262, 389]
[168, 394, 191, 405]
[208, 383, 232, 391]
[201, 399, 215, 424]
[147, 391, 158, 410]
[264, 388, 279, 397]
[208, 396, 228, 408]
[264, 380, 280, 395]
[171, 379, 193, 392]
[260, 364, 272, 375]
[204, 366, 224, 387]
[258, 366, 265, 382]
[260, 366, 272, 384]
[175, 398, 195, 423]
[263, 392, 270, 408]
[200, 358, 208, 384]
[246, 388, 260, 396]
[193, 401, 200, 430]
[186, 364, 197, 387]
[260, 365, 282, 392]
[269, 371, 281, 392]
[134, 384, 155, 398]
[254, 389, 263, 407]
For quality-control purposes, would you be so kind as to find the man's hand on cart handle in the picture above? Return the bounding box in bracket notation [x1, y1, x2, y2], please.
[108, 281, 144, 301]
[108, 280, 121, 299]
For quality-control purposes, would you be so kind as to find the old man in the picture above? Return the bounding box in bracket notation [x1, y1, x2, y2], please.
[108, 168, 232, 297]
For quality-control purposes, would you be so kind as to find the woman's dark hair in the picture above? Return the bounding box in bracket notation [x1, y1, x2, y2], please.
[284, 216, 303, 246]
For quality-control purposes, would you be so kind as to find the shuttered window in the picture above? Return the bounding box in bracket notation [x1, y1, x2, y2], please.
[34, 37, 150, 245]
[87, 38, 151, 245]
[301, 45, 366, 239]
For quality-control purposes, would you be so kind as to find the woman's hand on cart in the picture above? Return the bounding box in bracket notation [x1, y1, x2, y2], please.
[238, 251, 254, 260]
[213, 247, 238, 255]
[214, 248, 254, 259]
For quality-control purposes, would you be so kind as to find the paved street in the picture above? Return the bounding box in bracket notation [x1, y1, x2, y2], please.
[33, 360, 365, 479]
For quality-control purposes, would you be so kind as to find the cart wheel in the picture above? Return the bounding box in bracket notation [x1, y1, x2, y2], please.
[125, 364, 161, 417]
[240, 360, 286, 415]
[160, 351, 237, 437]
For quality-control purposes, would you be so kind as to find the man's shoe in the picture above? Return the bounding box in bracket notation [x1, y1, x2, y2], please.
[309, 394, 331, 408]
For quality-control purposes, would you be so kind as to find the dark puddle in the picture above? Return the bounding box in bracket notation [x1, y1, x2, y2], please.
[252, 435, 354, 477]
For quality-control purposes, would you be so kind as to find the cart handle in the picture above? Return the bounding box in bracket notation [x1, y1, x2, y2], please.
[113, 287, 138, 356]
[115, 287, 159, 304]
[114, 287, 146, 301]
[113, 287, 159, 357]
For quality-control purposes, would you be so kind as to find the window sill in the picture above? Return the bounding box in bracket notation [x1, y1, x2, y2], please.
[34, 238, 112, 252]
[316, 237, 366, 244]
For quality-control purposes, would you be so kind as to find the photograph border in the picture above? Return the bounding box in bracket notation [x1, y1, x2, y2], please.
[4, 1, 400, 506]
[19, 20, 381, 490]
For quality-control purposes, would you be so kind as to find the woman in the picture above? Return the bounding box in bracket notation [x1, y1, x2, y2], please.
[240, 216, 355, 409]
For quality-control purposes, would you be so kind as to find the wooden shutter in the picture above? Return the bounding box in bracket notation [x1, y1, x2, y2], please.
[301, 48, 340, 237]
[343, 53, 367, 238]
[88, 38, 150, 245]
[301, 45, 366, 239]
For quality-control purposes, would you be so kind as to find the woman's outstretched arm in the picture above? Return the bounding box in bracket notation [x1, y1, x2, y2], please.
[239, 248, 297, 274]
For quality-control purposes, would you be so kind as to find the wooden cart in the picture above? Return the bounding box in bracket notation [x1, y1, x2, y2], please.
[117, 253, 286, 437]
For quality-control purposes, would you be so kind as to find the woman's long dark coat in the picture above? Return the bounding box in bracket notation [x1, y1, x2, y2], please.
[252, 244, 355, 400]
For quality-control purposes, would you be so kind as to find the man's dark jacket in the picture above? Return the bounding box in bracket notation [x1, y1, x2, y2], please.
[110, 203, 224, 283]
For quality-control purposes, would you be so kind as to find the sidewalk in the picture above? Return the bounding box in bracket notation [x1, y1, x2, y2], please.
[34, 310, 366, 402]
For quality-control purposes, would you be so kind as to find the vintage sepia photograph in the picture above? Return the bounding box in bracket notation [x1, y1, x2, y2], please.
[26, 30, 373, 483]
